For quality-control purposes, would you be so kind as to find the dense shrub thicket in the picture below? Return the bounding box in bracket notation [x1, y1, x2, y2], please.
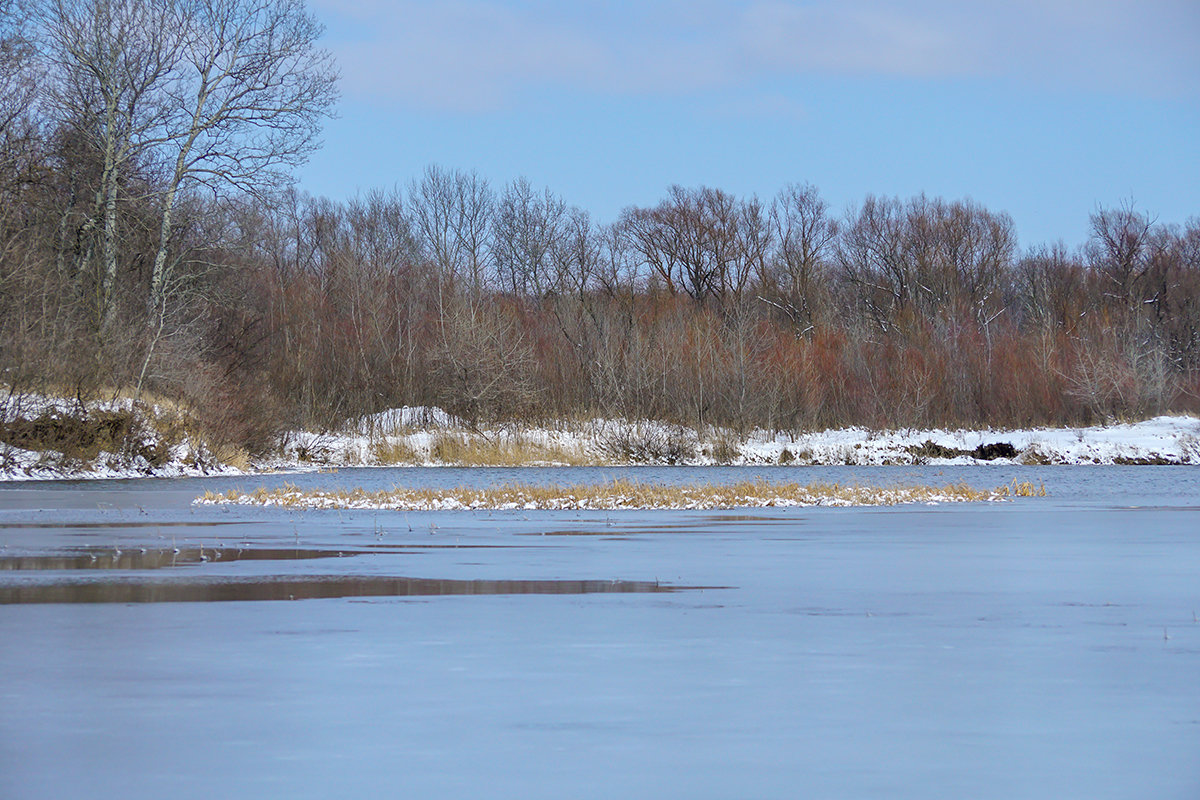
[4, 169, 1197, 451]
[2, 3, 1198, 452]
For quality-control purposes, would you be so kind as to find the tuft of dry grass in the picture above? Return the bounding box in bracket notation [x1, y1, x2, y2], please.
[210, 443, 250, 471]
[198, 478, 1046, 511]
[428, 432, 588, 466]
[1006, 479, 1046, 497]
[369, 438, 419, 465]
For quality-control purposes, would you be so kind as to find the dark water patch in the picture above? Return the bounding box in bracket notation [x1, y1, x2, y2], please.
[0, 575, 706, 604]
[525, 516, 792, 535]
[644, 599, 727, 610]
[0, 547, 357, 571]
[1103, 505, 1200, 514]
[0, 520, 259, 529]
[520, 527, 678, 537]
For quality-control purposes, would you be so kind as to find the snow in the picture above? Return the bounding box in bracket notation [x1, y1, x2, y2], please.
[734, 415, 1200, 466]
[267, 412, 1200, 469]
[3, 391, 1199, 481]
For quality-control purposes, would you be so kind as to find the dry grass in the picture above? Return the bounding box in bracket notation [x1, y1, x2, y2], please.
[428, 432, 589, 466]
[209, 442, 250, 471]
[199, 478, 1046, 511]
[369, 438, 419, 465]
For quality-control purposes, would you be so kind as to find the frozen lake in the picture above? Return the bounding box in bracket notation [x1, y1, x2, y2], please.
[1, 465, 1198, 798]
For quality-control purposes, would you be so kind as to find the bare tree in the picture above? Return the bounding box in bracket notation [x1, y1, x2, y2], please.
[1087, 200, 1155, 308]
[408, 164, 494, 298]
[428, 303, 541, 426]
[36, 0, 336, 334]
[0, 0, 41, 287]
[767, 182, 836, 331]
[492, 176, 566, 297]
[903, 195, 1015, 323]
[838, 194, 1015, 331]
[147, 0, 338, 314]
[621, 185, 770, 305]
[836, 195, 908, 328]
[0, 0, 39, 186]
[39, 0, 184, 329]
[1013, 242, 1087, 331]
[549, 207, 600, 297]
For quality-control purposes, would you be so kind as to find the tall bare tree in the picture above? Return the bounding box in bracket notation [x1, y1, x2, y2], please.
[408, 164, 494, 298]
[147, 0, 338, 314]
[39, 0, 184, 329]
[622, 186, 770, 305]
[767, 182, 837, 331]
[0, 0, 39, 186]
[1087, 200, 1155, 309]
[36, 0, 336, 332]
[492, 176, 566, 297]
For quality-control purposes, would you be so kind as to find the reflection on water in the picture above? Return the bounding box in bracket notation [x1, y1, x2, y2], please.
[0, 575, 696, 604]
[0, 547, 356, 571]
[0, 520, 255, 529]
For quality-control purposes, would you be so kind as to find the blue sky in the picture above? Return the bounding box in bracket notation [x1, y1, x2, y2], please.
[298, 0, 1199, 249]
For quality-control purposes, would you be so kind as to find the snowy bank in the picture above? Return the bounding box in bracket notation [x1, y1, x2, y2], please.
[265, 412, 1200, 470]
[3, 393, 1199, 481]
[737, 415, 1200, 467]
[0, 392, 241, 481]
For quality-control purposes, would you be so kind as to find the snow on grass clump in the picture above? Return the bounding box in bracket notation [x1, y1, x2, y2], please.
[198, 478, 1046, 511]
[0, 390, 240, 480]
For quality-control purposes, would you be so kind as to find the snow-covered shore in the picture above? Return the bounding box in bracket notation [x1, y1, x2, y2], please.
[0, 393, 233, 481]
[3, 393, 1198, 481]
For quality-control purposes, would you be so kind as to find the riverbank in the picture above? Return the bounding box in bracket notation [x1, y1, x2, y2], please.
[2, 393, 1198, 480]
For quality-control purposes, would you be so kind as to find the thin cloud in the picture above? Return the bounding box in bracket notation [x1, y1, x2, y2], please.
[314, 0, 1200, 111]
[737, 3, 973, 77]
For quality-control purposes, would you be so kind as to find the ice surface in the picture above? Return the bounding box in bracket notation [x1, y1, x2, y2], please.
[1, 466, 1198, 798]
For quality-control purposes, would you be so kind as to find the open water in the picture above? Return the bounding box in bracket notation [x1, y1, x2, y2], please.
[1, 465, 1198, 798]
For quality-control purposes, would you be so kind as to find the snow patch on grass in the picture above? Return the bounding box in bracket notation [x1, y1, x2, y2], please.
[1, 391, 241, 480]
[197, 478, 1046, 511]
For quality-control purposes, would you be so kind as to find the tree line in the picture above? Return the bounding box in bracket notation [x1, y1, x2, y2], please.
[2, 0, 1198, 453]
